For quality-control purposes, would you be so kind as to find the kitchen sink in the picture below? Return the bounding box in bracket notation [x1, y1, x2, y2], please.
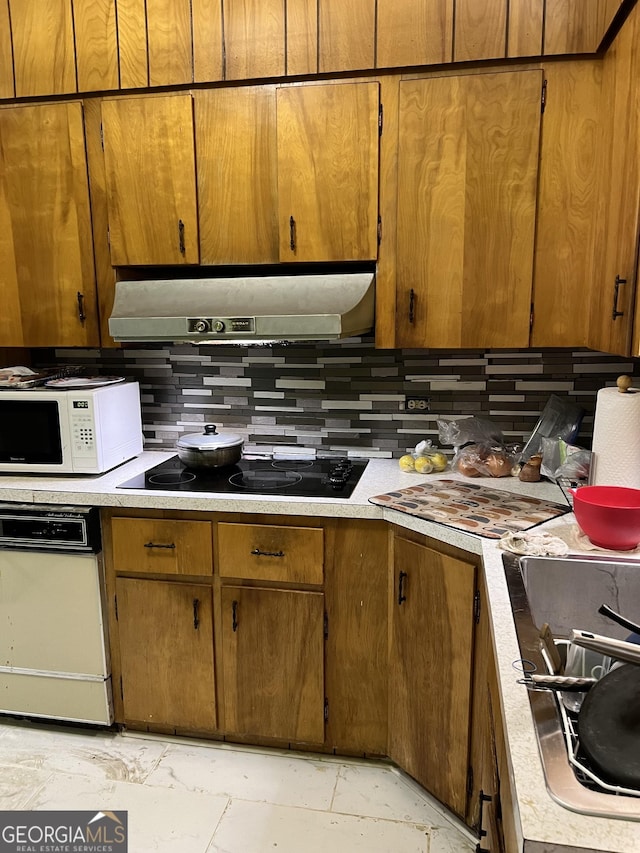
[504, 553, 640, 821]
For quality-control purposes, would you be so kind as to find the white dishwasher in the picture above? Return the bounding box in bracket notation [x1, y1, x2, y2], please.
[0, 503, 113, 725]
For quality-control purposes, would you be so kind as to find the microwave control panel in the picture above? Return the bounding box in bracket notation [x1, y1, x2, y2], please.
[70, 399, 96, 458]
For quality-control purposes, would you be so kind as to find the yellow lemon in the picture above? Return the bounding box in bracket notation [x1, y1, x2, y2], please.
[399, 454, 416, 472]
[428, 452, 448, 472]
[414, 456, 434, 474]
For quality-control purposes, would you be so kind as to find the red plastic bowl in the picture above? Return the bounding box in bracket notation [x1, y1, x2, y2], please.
[571, 486, 640, 551]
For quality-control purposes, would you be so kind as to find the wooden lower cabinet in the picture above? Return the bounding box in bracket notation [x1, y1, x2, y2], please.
[389, 534, 477, 819]
[115, 577, 216, 730]
[220, 585, 325, 743]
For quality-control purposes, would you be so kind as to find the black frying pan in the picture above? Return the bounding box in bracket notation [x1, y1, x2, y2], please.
[577, 663, 640, 789]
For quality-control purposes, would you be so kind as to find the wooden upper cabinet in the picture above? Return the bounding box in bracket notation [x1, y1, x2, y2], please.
[116, 0, 149, 88]
[192, 0, 224, 82]
[196, 86, 279, 264]
[9, 0, 76, 97]
[545, 0, 623, 55]
[454, 0, 507, 61]
[376, 0, 454, 69]
[146, 0, 194, 85]
[0, 102, 99, 348]
[72, 0, 119, 92]
[0, 0, 14, 98]
[508, 0, 544, 57]
[395, 70, 542, 349]
[101, 94, 199, 265]
[224, 0, 285, 80]
[319, 0, 375, 72]
[286, 0, 318, 76]
[277, 81, 380, 262]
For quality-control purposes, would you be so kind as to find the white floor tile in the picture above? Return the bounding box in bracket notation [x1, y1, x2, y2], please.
[24, 770, 228, 853]
[145, 740, 340, 809]
[0, 765, 53, 809]
[206, 799, 429, 853]
[429, 824, 476, 852]
[0, 720, 167, 783]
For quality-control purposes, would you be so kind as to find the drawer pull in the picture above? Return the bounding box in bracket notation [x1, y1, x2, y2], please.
[251, 548, 285, 558]
[193, 598, 200, 630]
[144, 541, 176, 549]
[232, 600, 239, 632]
[398, 570, 408, 605]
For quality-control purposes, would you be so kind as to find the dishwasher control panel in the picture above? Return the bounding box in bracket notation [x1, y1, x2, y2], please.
[0, 503, 101, 552]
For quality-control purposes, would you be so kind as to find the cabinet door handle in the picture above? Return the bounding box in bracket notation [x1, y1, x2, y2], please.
[232, 599, 239, 632]
[612, 275, 627, 320]
[193, 598, 200, 630]
[144, 541, 176, 549]
[76, 291, 86, 323]
[289, 215, 296, 251]
[178, 219, 186, 255]
[398, 570, 408, 605]
[251, 548, 285, 558]
[408, 289, 415, 324]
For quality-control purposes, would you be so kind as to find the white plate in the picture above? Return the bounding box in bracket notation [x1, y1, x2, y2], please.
[44, 376, 126, 388]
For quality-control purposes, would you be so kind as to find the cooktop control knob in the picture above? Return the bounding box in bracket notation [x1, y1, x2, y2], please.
[329, 460, 353, 489]
[193, 319, 211, 334]
[213, 320, 226, 333]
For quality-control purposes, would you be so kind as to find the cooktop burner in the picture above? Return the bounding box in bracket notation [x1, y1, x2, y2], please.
[117, 455, 369, 499]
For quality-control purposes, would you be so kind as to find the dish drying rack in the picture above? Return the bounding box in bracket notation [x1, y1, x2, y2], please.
[542, 639, 640, 799]
[0, 365, 82, 389]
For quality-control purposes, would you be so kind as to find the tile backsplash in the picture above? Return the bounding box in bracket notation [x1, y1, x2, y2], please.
[38, 340, 639, 458]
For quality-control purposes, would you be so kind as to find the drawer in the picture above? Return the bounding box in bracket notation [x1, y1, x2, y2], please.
[217, 523, 323, 584]
[111, 517, 213, 576]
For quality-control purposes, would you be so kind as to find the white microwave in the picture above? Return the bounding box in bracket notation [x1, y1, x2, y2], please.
[0, 382, 144, 474]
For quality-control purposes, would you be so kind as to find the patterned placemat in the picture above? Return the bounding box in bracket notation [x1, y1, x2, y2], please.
[369, 479, 571, 539]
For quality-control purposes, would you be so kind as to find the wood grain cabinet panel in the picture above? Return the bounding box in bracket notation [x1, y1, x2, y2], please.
[286, 0, 318, 75]
[454, 0, 507, 61]
[146, 0, 194, 85]
[508, 0, 544, 57]
[72, 0, 118, 92]
[116, 0, 148, 88]
[9, 0, 76, 97]
[0, 102, 99, 348]
[221, 586, 324, 742]
[544, 0, 615, 54]
[389, 537, 476, 819]
[224, 0, 285, 80]
[195, 86, 279, 265]
[116, 578, 216, 730]
[0, 0, 14, 98]
[277, 81, 380, 262]
[192, 0, 223, 82]
[319, 0, 375, 72]
[111, 517, 213, 575]
[376, 0, 453, 69]
[101, 94, 199, 265]
[217, 522, 323, 583]
[395, 71, 542, 349]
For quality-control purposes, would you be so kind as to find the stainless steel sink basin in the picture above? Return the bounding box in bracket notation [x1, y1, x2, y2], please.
[504, 553, 640, 820]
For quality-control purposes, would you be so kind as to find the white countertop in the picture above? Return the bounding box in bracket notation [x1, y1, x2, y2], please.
[0, 452, 637, 852]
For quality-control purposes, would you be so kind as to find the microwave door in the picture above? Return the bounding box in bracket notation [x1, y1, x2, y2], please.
[0, 397, 66, 468]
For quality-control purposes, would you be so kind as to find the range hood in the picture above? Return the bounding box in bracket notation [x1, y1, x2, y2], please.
[108, 273, 375, 343]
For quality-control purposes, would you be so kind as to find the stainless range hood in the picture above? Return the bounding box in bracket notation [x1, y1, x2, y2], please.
[108, 273, 375, 343]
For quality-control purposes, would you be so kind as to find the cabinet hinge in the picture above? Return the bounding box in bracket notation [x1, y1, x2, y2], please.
[100, 122, 104, 150]
[474, 589, 481, 624]
[466, 765, 474, 799]
[378, 103, 383, 136]
[541, 79, 547, 113]
[324, 697, 329, 723]
[324, 611, 329, 640]
[529, 302, 534, 332]
[377, 216, 382, 246]
[114, 594, 118, 621]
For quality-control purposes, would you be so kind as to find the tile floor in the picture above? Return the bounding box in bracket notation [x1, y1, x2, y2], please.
[0, 717, 477, 852]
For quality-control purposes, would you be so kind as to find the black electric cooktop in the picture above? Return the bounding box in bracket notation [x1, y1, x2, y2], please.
[117, 455, 369, 499]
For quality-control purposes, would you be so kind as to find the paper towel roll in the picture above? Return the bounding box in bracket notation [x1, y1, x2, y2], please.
[591, 386, 640, 487]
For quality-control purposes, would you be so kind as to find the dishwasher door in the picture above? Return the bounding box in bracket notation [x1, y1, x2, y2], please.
[0, 548, 113, 725]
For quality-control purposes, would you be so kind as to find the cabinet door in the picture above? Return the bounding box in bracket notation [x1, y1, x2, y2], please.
[146, 0, 194, 86]
[9, 0, 76, 97]
[196, 86, 279, 265]
[395, 70, 542, 349]
[376, 0, 453, 69]
[0, 102, 99, 347]
[454, 0, 507, 61]
[277, 81, 379, 262]
[72, 0, 119, 92]
[221, 586, 325, 743]
[102, 94, 199, 265]
[389, 537, 476, 818]
[318, 0, 375, 73]
[224, 0, 285, 80]
[115, 578, 216, 730]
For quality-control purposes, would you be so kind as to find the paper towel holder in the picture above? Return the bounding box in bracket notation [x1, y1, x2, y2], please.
[617, 375, 638, 394]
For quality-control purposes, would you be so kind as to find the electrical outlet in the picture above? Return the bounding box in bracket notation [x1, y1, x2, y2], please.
[405, 396, 430, 412]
